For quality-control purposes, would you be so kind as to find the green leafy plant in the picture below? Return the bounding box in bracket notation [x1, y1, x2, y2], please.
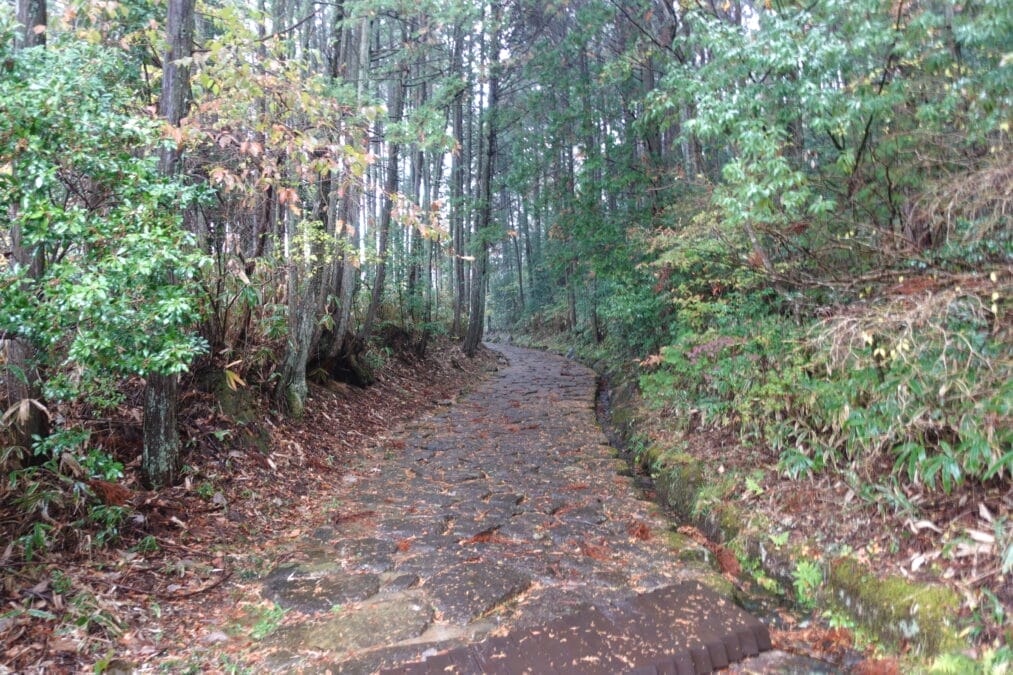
[768, 532, 789, 548]
[792, 558, 823, 611]
[132, 536, 160, 554]
[248, 603, 287, 640]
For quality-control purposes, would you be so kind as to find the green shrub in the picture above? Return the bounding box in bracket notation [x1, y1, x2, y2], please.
[641, 279, 1010, 492]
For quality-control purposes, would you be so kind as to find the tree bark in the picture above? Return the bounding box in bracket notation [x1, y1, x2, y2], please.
[358, 65, 406, 342]
[143, 0, 194, 488]
[329, 16, 370, 359]
[5, 0, 49, 457]
[450, 23, 466, 338]
[275, 229, 321, 418]
[16, 0, 46, 48]
[463, 1, 501, 357]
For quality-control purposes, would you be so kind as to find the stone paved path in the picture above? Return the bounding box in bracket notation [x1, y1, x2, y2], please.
[259, 345, 767, 673]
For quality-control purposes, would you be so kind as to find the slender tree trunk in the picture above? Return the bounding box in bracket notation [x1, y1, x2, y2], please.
[566, 261, 578, 331]
[518, 204, 535, 299]
[450, 24, 466, 338]
[425, 150, 443, 325]
[329, 16, 370, 359]
[16, 0, 46, 48]
[463, 1, 501, 357]
[143, 0, 194, 488]
[406, 79, 426, 322]
[5, 0, 49, 457]
[512, 233, 525, 313]
[589, 279, 603, 343]
[358, 66, 405, 342]
[274, 215, 322, 418]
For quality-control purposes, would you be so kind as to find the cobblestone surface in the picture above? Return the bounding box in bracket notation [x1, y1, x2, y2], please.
[259, 345, 773, 672]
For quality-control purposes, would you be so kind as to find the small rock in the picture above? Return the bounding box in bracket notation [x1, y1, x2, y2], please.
[262, 565, 381, 612]
[201, 631, 231, 645]
[294, 592, 434, 652]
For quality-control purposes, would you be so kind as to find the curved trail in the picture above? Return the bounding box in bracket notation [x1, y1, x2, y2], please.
[258, 345, 770, 673]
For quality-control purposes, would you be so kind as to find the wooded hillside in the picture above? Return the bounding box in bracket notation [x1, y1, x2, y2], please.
[1, 0, 1009, 669]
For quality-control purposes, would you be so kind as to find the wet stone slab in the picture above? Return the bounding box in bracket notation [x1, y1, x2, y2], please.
[262, 564, 381, 612]
[386, 582, 772, 675]
[283, 592, 434, 652]
[333, 537, 397, 573]
[426, 561, 532, 624]
[254, 344, 770, 671]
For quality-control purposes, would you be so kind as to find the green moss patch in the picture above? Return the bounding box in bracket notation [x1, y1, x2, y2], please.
[825, 557, 963, 656]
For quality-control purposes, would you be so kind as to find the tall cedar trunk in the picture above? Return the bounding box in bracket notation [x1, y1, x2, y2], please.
[461, 35, 476, 334]
[275, 214, 322, 418]
[450, 24, 466, 337]
[425, 150, 443, 324]
[504, 189, 524, 313]
[512, 233, 525, 312]
[407, 140, 424, 321]
[463, 1, 500, 357]
[358, 66, 405, 342]
[6, 0, 49, 456]
[330, 16, 370, 359]
[518, 204, 535, 298]
[405, 49, 426, 322]
[143, 0, 193, 488]
[16, 0, 46, 48]
[566, 260, 578, 331]
[589, 279, 603, 343]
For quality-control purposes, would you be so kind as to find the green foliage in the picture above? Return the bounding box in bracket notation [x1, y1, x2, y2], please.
[595, 278, 671, 355]
[639, 276, 1010, 493]
[929, 646, 1013, 674]
[651, 0, 1011, 241]
[246, 602, 287, 640]
[798, 287, 1011, 490]
[0, 40, 207, 409]
[5, 427, 135, 558]
[792, 558, 823, 611]
[639, 294, 804, 444]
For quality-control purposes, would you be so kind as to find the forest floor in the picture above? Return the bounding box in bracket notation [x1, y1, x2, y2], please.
[3, 336, 995, 673]
[0, 338, 499, 673]
[2, 341, 860, 674]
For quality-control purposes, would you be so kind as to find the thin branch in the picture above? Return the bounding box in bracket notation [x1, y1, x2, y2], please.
[259, 10, 318, 43]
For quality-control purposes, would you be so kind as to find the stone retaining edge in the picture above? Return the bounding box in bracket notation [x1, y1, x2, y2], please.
[602, 367, 965, 659]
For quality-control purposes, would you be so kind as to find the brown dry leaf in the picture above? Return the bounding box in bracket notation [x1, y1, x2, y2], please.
[579, 541, 611, 561]
[48, 637, 78, 653]
[851, 658, 901, 675]
[626, 519, 651, 541]
[332, 510, 375, 525]
[715, 546, 741, 577]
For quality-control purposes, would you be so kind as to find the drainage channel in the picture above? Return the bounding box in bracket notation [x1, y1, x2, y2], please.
[594, 375, 850, 674]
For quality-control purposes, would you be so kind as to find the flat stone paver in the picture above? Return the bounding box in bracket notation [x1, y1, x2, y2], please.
[254, 344, 771, 672]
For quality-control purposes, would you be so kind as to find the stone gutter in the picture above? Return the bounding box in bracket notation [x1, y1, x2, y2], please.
[598, 363, 965, 659]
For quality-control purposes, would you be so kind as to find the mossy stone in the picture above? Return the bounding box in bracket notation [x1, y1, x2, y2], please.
[825, 557, 963, 656]
[667, 532, 712, 565]
[701, 501, 741, 542]
[210, 372, 273, 453]
[609, 405, 635, 430]
[652, 454, 703, 518]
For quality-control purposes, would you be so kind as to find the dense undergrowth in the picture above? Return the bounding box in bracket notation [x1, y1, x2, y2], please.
[638, 276, 1010, 491]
